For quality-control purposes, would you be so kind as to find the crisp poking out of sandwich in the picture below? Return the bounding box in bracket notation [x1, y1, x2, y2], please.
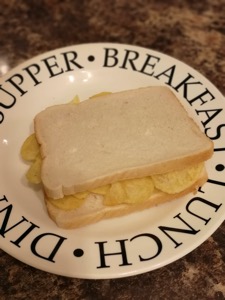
[21, 87, 213, 229]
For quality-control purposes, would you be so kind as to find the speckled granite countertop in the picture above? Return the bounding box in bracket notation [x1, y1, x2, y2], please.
[0, 1, 225, 299]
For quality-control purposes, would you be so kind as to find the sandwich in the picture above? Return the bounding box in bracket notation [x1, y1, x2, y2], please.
[21, 86, 213, 229]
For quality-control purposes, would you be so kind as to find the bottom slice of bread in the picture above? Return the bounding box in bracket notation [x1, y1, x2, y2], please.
[45, 169, 208, 229]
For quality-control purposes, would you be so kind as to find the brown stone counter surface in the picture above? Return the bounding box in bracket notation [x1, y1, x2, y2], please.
[0, 1, 225, 299]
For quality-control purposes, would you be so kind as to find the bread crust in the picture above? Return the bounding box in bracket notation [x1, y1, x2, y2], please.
[45, 168, 208, 229]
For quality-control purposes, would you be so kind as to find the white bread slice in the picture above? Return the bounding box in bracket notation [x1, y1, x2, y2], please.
[34, 86, 213, 199]
[45, 167, 208, 229]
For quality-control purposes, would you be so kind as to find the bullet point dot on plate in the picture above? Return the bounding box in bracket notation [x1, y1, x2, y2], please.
[88, 55, 95, 62]
[73, 248, 84, 257]
[215, 164, 225, 172]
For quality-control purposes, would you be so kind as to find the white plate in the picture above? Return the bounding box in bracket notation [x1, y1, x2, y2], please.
[0, 43, 225, 279]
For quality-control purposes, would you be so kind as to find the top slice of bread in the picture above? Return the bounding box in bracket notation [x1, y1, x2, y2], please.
[34, 86, 213, 199]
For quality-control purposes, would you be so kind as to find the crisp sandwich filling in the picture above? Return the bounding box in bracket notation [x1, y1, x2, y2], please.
[21, 132, 203, 211]
[21, 94, 204, 211]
